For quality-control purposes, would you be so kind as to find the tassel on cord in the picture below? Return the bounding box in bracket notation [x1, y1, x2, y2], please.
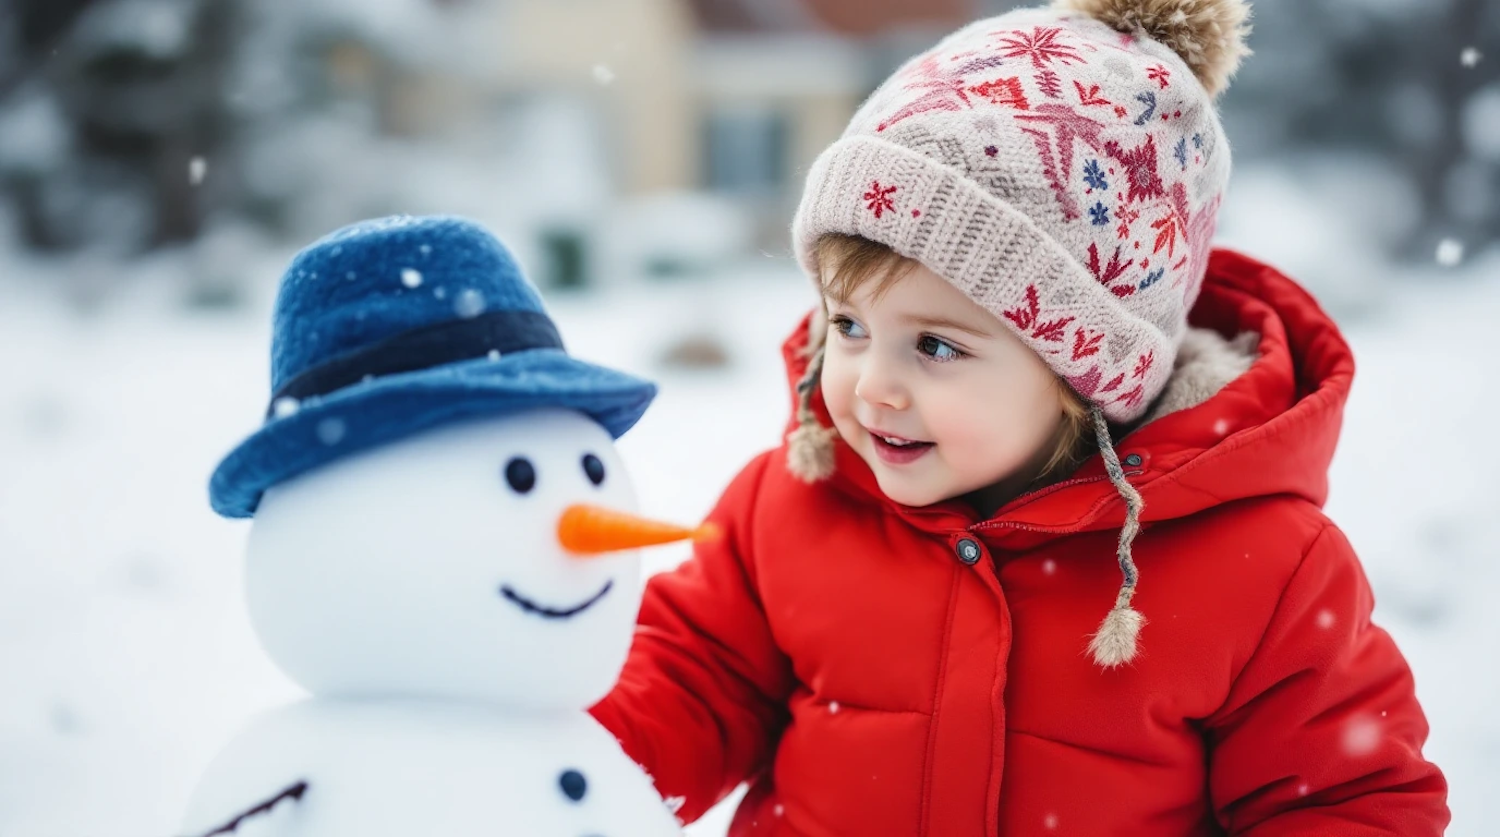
[1087, 405, 1146, 668]
[786, 340, 837, 483]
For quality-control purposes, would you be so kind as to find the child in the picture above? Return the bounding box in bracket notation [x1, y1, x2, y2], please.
[591, 0, 1450, 833]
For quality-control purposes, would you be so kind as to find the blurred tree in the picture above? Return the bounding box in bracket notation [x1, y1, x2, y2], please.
[1226, 0, 1499, 262]
[0, 0, 240, 254]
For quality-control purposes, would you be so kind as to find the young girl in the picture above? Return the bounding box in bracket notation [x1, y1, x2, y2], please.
[591, 0, 1450, 833]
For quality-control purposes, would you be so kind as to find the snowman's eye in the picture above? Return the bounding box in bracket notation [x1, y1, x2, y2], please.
[581, 453, 606, 486]
[504, 457, 536, 494]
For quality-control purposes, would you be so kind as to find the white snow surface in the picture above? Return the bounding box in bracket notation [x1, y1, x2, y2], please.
[0, 247, 1497, 836]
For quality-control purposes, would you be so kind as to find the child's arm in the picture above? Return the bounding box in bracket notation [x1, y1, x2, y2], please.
[1206, 523, 1449, 835]
[590, 451, 795, 824]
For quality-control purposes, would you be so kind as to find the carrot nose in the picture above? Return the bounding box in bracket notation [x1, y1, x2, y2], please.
[557, 504, 720, 556]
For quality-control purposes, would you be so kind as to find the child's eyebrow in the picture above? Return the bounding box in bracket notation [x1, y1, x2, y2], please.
[903, 313, 992, 338]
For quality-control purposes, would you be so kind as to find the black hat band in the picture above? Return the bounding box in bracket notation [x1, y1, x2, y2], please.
[267, 309, 564, 419]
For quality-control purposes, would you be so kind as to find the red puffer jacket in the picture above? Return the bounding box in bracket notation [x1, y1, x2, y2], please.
[591, 249, 1449, 836]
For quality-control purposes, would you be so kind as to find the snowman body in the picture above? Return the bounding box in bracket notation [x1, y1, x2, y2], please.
[184, 409, 680, 836]
[182, 700, 679, 836]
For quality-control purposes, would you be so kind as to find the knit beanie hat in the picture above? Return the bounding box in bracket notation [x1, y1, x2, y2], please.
[787, 0, 1252, 668]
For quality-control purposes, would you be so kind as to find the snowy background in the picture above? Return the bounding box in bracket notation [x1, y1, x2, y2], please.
[1, 0, 1497, 834]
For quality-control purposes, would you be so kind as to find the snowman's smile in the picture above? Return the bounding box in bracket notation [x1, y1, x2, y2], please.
[499, 580, 613, 619]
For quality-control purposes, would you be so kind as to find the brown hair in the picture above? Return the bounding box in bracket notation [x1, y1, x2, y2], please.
[814, 232, 915, 306]
[811, 232, 1096, 485]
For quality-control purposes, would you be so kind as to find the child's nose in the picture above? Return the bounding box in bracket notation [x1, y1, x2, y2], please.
[855, 357, 911, 411]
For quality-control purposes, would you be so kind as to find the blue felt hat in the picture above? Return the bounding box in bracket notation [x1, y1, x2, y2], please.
[209, 215, 657, 518]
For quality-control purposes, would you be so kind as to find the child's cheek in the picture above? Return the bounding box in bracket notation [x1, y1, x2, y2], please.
[930, 381, 1031, 477]
[818, 351, 854, 420]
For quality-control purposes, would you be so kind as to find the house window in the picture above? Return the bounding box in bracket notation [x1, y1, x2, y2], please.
[703, 104, 789, 196]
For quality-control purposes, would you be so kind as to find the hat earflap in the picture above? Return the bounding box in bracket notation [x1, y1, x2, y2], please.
[786, 329, 837, 483]
[1086, 405, 1147, 668]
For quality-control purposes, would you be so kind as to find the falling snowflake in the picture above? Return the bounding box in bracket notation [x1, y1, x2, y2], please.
[774, 804, 786, 817]
[1044, 813, 1060, 829]
[1435, 238, 1465, 267]
[591, 64, 616, 85]
[454, 288, 486, 319]
[1041, 559, 1057, 575]
[829, 700, 841, 714]
[997, 26, 1084, 70]
[1461, 47, 1482, 68]
[189, 156, 207, 185]
[1342, 716, 1381, 757]
[1316, 609, 1335, 629]
[316, 417, 347, 446]
[864, 181, 898, 218]
[1213, 418, 1230, 436]
[271, 397, 301, 419]
[1297, 783, 1311, 797]
[401, 268, 424, 288]
[488, 349, 502, 361]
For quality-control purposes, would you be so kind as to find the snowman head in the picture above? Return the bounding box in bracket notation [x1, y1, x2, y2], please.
[244, 407, 661, 710]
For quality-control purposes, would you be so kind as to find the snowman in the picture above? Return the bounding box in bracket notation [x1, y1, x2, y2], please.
[181, 216, 696, 836]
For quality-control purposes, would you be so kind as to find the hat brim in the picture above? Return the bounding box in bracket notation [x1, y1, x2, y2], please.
[208, 348, 656, 518]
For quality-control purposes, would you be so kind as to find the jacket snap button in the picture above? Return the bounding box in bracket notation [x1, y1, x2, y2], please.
[1123, 453, 1144, 468]
[955, 538, 981, 565]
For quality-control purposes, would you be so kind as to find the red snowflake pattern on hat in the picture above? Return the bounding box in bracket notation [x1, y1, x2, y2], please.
[1105, 136, 1166, 204]
[968, 77, 1031, 110]
[877, 55, 976, 132]
[1003, 285, 1074, 343]
[996, 26, 1085, 70]
[864, 181, 898, 218]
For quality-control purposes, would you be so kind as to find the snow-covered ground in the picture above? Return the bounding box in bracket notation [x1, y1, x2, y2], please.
[0, 241, 1496, 837]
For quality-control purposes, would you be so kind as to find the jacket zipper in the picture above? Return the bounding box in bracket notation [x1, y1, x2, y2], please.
[969, 469, 1144, 536]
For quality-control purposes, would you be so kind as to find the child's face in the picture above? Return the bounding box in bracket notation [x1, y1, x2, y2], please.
[821, 261, 1067, 508]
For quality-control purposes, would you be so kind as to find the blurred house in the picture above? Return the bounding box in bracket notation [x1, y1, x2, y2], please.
[686, 0, 976, 221]
[302, 0, 980, 282]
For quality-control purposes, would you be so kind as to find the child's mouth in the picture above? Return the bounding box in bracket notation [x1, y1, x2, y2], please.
[868, 429, 935, 464]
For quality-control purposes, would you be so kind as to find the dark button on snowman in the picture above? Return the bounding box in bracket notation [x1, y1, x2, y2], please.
[181, 216, 698, 836]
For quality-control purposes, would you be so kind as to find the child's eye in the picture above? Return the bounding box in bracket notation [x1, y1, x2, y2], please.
[918, 335, 966, 362]
[830, 315, 868, 340]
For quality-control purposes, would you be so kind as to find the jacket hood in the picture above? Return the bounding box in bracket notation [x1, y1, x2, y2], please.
[779, 248, 1355, 535]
